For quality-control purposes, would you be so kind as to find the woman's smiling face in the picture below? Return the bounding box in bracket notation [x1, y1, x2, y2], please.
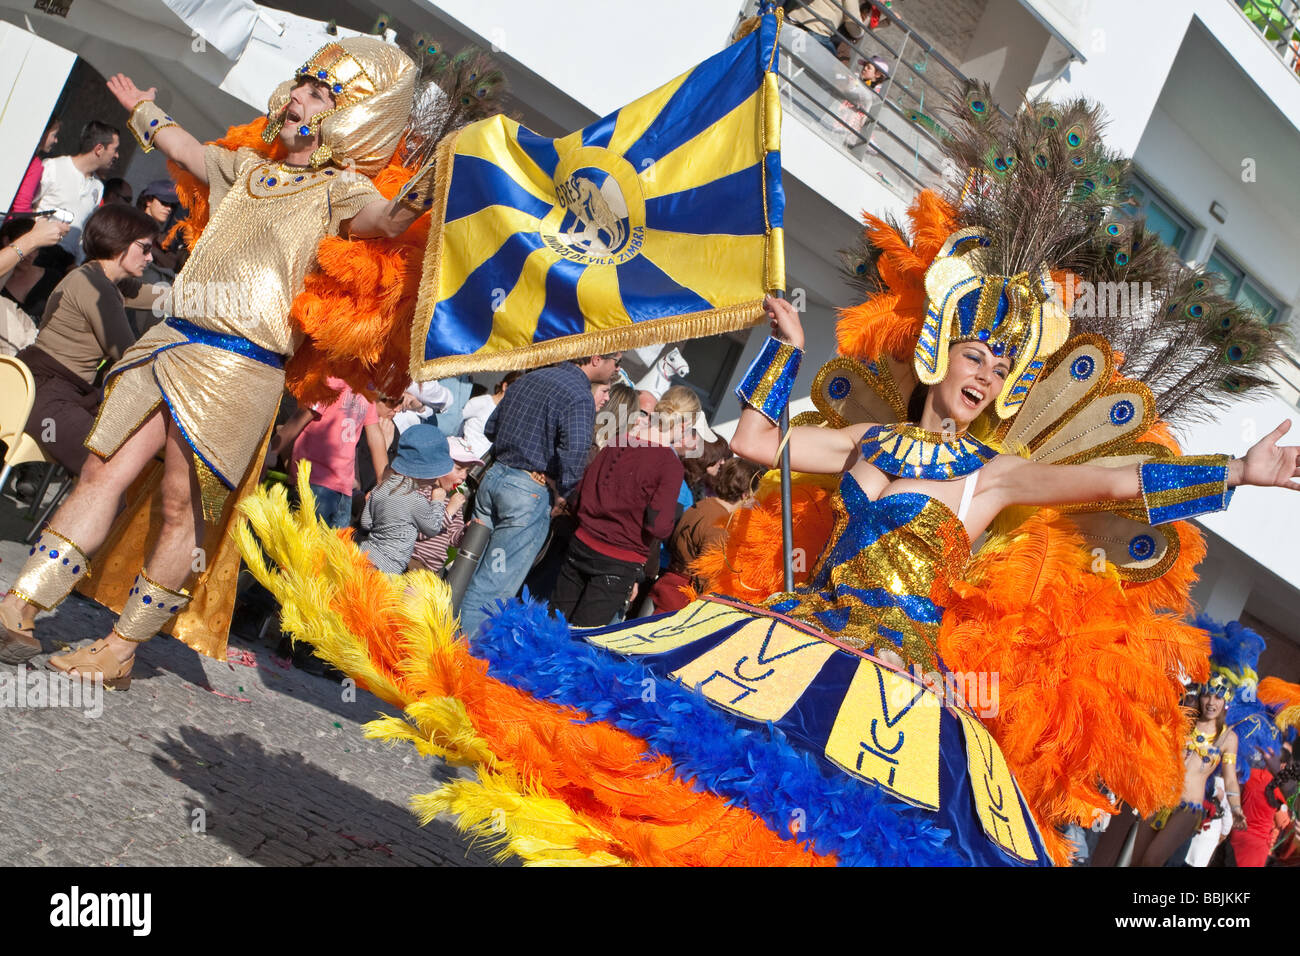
[932, 341, 1009, 429]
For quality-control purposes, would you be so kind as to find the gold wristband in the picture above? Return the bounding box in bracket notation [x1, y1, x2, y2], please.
[394, 159, 438, 213]
[127, 100, 179, 153]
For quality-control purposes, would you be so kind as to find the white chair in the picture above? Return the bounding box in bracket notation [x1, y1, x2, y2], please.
[0, 354, 42, 492]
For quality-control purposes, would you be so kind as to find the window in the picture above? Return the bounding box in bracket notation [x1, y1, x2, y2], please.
[1205, 245, 1284, 325]
[1127, 173, 1195, 257]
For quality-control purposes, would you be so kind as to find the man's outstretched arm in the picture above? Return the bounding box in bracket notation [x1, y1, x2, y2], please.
[108, 74, 209, 184]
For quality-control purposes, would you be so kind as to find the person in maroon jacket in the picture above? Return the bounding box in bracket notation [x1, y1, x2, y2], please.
[550, 386, 700, 626]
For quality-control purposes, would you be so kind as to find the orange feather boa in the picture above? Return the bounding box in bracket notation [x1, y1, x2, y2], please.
[324, 539, 831, 866]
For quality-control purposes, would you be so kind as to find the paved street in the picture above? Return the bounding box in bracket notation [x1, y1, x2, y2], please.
[0, 501, 494, 867]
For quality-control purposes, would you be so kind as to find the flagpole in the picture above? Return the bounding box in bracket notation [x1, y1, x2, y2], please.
[780, 403, 794, 592]
[771, 290, 794, 592]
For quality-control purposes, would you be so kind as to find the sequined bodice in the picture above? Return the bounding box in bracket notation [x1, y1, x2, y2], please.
[1186, 727, 1223, 772]
[765, 471, 971, 670]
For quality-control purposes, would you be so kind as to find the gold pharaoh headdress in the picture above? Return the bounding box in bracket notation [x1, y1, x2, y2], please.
[263, 37, 416, 175]
[916, 227, 1070, 418]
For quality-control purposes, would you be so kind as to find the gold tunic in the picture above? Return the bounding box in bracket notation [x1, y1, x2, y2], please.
[85, 145, 380, 514]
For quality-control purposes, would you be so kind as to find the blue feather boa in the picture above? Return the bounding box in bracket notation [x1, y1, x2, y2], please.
[471, 596, 977, 867]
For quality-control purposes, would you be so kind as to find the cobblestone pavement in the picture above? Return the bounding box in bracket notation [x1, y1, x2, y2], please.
[0, 516, 496, 868]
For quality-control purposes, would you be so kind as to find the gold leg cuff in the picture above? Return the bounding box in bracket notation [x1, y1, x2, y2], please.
[112, 571, 191, 643]
[9, 529, 91, 612]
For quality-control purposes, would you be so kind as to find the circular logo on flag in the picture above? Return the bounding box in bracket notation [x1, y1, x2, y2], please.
[542, 147, 646, 266]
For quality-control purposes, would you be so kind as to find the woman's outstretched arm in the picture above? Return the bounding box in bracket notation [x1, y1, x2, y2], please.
[728, 294, 872, 475]
[987, 420, 1300, 513]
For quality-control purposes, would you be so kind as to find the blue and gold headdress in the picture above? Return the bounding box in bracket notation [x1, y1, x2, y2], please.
[916, 227, 1070, 419]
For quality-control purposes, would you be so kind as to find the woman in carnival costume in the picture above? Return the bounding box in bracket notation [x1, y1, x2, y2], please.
[1092, 673, 1242, 867]
[234, 85, 1300, 866]
[0, 36, 505, 685]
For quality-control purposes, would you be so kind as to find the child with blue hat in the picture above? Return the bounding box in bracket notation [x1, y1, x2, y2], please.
[359, 424, 470, 574]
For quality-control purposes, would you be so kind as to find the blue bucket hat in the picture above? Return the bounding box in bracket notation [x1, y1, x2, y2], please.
[391, 424, 454, 479]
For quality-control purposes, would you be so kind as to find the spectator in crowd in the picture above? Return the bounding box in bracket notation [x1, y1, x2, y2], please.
[393, 379, 454, 435]
[11, 117, 61, 214]
[0, 217, 69, 348]
[360, 425, 468, 574]
[1230, 756, 1297, 866]
[14, 204, 159, 474]
[592, 382, 641, 452]
[682, 430, 730, 502]
[457, 352, 621, 637]
[31, 120, 121, 257]
[787, 0, 867, 58]
[273, 376, 390, 529]
[12, 117, 62, 214]
[101, 178, 132, 205]
[859, 54, 889, 90]
[458, 370, 521, 459]
[651, 457, 763, 614]
[550, 386, 698, 627]
[135, 180, 185, 270]
[127, 179, 185, 335]
[409, 436, 485, 576]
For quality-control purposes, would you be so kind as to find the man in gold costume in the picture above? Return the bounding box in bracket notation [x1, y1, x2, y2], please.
[0, 38, 427, 687]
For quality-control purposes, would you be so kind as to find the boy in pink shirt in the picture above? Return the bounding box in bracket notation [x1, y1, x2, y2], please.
[273, 376, 388, 528]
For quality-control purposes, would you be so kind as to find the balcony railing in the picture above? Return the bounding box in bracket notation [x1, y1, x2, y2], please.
[740, 0, 987, 198]
[1235, 0, 1300, 78]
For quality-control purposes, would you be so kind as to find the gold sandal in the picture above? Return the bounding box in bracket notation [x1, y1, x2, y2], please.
[47, 639, 135, 691]
[0, 601, 40, 664]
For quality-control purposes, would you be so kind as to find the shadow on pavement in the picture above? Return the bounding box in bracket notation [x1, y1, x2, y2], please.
[151, 726, 504, 867]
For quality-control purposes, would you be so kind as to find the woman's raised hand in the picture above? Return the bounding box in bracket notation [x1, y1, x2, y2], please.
[1239, 419, 1300, 491]
[107, 74, 157, 112]
[763, 293, 804, 350]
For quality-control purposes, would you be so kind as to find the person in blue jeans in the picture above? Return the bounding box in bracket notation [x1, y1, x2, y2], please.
[457, 353, 620, 637]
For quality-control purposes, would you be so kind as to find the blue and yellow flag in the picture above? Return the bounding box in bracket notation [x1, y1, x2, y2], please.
[411, 13, 784, 379]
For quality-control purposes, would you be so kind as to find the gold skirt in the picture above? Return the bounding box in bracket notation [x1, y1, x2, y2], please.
[86, 320, 285, 518]
[78, 319, 284, 659]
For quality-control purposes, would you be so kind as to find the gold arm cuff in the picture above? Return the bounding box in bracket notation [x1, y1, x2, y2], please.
[10, 529, 91, 612]
[113, 571, 190, 643]
[127, 101, 179, 154]
[395, 160, 438, 214]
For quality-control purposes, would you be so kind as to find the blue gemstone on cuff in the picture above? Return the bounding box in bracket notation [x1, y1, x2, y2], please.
[142, 595, 152, 604]
[149, 119, 158, 127]
[266, 177, 277, 186]
[72, 566, 80, 574]
[406, 191, 418, 200]
[317, 69, 328, 79]
[170, 605, 180, 613]
[332, 83, 343, 93]
[49, 550, 57, 559]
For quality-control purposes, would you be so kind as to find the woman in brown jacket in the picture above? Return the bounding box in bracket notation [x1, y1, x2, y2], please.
[17, 204, 161, 474]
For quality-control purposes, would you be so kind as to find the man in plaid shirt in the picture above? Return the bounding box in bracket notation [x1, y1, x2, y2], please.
[458, 352, 621, 636]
